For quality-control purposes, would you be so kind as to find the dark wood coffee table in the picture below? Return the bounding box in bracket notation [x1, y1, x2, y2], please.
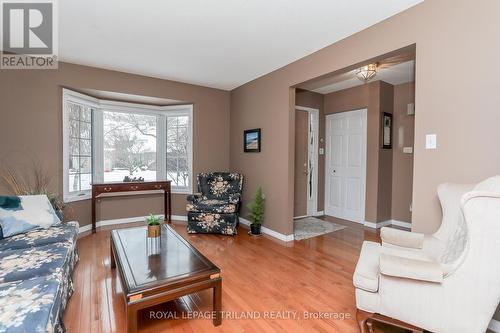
[110, 224, 222, 333]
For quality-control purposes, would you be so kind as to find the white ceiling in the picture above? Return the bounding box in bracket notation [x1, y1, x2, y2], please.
[312, 60, 415, 94]
[59, 0, 423, 90]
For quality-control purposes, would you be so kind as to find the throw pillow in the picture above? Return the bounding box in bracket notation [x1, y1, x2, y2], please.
[0, 195, 61, 237]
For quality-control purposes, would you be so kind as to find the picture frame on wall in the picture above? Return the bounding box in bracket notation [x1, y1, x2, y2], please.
[382, 112, 392, 149]
[244, 128, 261, 152]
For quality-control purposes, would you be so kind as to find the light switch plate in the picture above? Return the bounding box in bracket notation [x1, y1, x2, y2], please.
[425, 134, 437, 149]
[319, 148, 324, 155]
[403, 147, 413, 154]
[407, 103, 415, 115]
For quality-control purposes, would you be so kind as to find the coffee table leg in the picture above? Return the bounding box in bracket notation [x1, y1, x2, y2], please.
[213, 279, 222, 326]
[127, 305, 138, 333]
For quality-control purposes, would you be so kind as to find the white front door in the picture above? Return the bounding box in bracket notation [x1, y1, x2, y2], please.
[324, 109, 367, 223]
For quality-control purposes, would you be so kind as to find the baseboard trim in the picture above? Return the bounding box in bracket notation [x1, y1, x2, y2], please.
[313, 211, 324, 216]
[239, 217, 294, 242]
[390, 219, 412, 229]
[78, 214, 187, 234]
[489, 319, 500, 333]
[293, 215, 307, 220]
[362, 219, 412, 229]
[363, 220, 392, 229]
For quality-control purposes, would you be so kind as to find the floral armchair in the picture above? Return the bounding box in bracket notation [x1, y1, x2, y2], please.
[186, 172, 243, 235]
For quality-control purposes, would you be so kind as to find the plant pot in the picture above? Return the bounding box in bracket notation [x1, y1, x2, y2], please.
[147, 224, 161, 238]
[250, 223, 261, 235]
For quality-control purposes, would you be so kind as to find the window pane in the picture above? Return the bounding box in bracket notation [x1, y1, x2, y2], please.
[166, 115, 190, 189]
[69, 174, 80, 193]
[69, 119, 79, 138]
[80, 139, 91, 156]
[80, 107, 92, 122]
[65, 99, 93, 196]
[68, 103, 80, 120]
[177, 126, 188, 142]
[69, 156, 79, 173]
[177, 116, 188, 126]
[80, 122, 91, 139]
[80, 156, 92, 174]
[80, 173, 92, 191]
[103, 111, 157, 182]
[69, 138, 79, 155]
[166, 157, 177, 172]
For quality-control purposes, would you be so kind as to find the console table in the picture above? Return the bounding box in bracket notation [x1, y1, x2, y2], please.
[91, 181, 171, 233]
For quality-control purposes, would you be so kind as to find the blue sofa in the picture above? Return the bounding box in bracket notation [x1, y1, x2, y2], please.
[0, 221, 79, 333]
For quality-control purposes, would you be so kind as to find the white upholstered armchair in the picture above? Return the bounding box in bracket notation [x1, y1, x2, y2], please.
[353, 176, 500, 333]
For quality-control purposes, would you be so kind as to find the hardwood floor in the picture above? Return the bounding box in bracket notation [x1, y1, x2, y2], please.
[64, 218, 405, 333]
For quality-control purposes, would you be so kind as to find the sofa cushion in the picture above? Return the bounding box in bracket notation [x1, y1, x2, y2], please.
[187, 212, 238, 235]
[353, 241, 381, 292]
[0, 276, 65, 333]
[186, 199, 236, 213]
[0, 242, 74, 284]
[0, 221, 79, 252]
[196, 172, 243, 201]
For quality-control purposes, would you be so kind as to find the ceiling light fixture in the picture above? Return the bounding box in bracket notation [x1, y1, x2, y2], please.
[356, 63, 378, 82]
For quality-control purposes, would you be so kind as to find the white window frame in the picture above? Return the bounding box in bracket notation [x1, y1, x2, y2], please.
[62, 88, 193, 202]
[62, 89, 99, 203]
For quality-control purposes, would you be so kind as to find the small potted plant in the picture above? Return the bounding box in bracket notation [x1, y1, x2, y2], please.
[146, 213, 162, 237]
[247, 187, 265, 235]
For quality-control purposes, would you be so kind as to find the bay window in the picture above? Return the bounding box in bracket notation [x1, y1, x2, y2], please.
[63, 89, 193, 202]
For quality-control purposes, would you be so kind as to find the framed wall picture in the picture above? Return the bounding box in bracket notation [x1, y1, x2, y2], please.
[244, 128, 261, 152]
[382, 112, 392, 149]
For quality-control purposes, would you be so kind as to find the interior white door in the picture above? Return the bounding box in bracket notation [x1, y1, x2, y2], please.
[325, 109, 367, 223]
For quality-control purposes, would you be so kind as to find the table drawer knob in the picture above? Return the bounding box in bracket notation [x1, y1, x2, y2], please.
[104, 187, 112, 192]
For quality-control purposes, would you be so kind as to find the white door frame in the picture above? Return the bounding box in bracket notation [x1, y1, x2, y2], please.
[295, 105, 319, 217]
[324, 108, 367, 224]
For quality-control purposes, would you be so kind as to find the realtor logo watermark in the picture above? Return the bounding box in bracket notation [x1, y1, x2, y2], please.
[1, 0, 58, 69]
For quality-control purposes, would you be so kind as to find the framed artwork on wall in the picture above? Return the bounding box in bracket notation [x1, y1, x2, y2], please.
[244, 128, 261, 152]
[382, 112, 392, 149]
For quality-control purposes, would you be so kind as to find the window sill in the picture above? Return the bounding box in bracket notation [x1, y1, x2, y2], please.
[64, 193, 92, 203]
[172, 188, 193, 195]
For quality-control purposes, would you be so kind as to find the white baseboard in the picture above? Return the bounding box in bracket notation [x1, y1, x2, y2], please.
[313, 211, 324, 216]
[172, 215, 188, 222]
[239, 217, 294, 242]
[390, 219, 412, 229]
[489, 318, 500, 333]
[362, 219, 411, 229]
[293, 215, 307, 220]
[78, 214, 187, 234]
[363, 220, 392, 229]
[78, 215, 294, 242]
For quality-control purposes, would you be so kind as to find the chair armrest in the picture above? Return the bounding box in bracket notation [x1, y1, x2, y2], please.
[380, 227, 424, 249]
[228, 193, 241, 204]
[187, 193, 203, 203]
[379, 254, 443, 283]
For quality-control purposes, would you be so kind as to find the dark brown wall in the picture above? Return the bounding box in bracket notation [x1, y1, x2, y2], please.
[0, 62, 231, 226]
[295, 89, 325, 212]
[392, 82, 415, 223]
